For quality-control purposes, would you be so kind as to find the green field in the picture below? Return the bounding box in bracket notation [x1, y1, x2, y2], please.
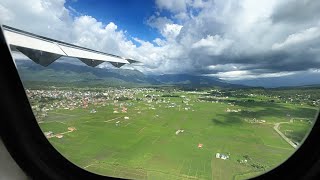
[279, 120, 313, 144]
[36, 88, 318, 180]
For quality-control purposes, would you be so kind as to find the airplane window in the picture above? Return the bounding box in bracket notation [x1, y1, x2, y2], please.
[1, 0, 319, 179]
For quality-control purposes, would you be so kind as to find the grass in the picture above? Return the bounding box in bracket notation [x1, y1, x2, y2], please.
[38, 90, 317, 180]
[279, 120, 313, 144]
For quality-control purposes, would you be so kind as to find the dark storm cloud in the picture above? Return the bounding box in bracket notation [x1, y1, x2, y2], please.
[152, 0, 319, 78]
[233, 51, 320, 72]
[188, 47, 320, 76]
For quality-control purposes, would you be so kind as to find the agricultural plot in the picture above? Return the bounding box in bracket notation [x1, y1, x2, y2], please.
[279, 119, 313, 144]
[36, 88, 318, 180]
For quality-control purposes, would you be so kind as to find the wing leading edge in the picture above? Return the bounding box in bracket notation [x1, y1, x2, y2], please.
[2, 25, 139, 67]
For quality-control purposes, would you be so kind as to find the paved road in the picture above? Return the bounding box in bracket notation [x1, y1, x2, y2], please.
[274, 122, 297, 149]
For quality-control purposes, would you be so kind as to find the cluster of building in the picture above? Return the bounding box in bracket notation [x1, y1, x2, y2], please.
[175, 129, 185, 135]
[43, 127, 76, 139]
[244, 118, 266, 124]
[276, 94, 320, 106]
[25, 88, 159, 121]
[216, 153, 230, 160]
[26, 89, 108, 121]
[27, 86, 243, 122]
[225, 108, 242, 112]
[26, 87, 191, 121]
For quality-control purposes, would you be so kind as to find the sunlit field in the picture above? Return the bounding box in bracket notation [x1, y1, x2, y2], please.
[27, 86, 318, 180]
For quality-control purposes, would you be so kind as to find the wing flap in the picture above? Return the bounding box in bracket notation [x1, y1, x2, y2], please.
[79, 58, 104, 67]
[125, 58, 139, 64]
[16, 46, 62, 66]
[110, 62, 126, 68]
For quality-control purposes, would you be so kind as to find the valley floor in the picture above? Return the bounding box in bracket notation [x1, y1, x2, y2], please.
[34, 88, 318, 180]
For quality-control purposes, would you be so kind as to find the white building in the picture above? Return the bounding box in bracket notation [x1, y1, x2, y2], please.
[216, 152, 229, 160]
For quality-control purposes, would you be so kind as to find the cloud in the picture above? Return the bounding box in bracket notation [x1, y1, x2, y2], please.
[191, 0, 208, 9]
[68, 5, 82, 17]
[155, 0, 189, 13]
[1, 0, 320, 82]
[191, 35, 233, 56]
[209, 70, 296, 81]
[228, 69, 320, 87]
[153, 38, 167, 46]
[161, 23, 183, 40]
[155, 0, 210, 15]
[147, 15, 183, 41]
[272, 27, 320, 50]
[71, 16, 133, 55]
[147, 16, 173, 32]
[0, 4, 13, 22]
[148, 0, 320, 79]
[0, 0, 73, 41]
[271, 0, 320, 24]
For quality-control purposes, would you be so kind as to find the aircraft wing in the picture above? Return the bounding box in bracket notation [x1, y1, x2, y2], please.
[2, 24, 139, 67]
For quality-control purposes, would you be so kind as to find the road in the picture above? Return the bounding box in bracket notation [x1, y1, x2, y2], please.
[273, 122, 297, 149]
[47, 128, 76, 139]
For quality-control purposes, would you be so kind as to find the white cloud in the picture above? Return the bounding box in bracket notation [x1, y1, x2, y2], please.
[153, 38, 167, 46]
[209, 70, 296, 81]
[207, 64, 248, 72]
[0, 4, 13, 22]
[211, 70, 250, 80]
[147, 16, 173, 31]
[161, 23, 183, 41]
[191, 35, 233, 55]
[147, 15, 183, 41]
[155, 0, 210, 14]
[191, 0, 208, 9]
[71, 16, 130, 55]
[272, 27, 320, 50]
[173, 12, 190, 21]
[155, 0, 190, 13]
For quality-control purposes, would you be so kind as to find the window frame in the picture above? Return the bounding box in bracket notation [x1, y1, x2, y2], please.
[0, 25, 320, 180]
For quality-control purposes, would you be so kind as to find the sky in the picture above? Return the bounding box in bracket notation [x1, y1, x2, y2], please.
[1, 0, 320, 86]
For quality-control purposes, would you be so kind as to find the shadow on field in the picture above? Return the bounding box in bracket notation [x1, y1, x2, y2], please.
[236, 101, 286, 108]
[201, 97, 317, 120]
[211, 114, 243, 126]
[211, 104, 318, 126]
[287, 128, 309, 143]
[235, 102, 318, 120]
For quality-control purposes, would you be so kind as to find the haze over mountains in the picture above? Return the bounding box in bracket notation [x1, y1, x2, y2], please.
[15, 60, 320, 88]
[15, 60, 244, 88]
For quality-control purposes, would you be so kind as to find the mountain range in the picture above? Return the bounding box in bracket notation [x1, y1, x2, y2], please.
[14, 60, 245, 88]
[15, 60, 320, 88]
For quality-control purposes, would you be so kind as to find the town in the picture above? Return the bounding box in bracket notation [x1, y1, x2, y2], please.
[26, 87, 320, 122]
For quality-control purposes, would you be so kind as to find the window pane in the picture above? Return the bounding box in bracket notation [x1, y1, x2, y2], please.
[3, 0, 320, 179]
[15, 57, 319, 180]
